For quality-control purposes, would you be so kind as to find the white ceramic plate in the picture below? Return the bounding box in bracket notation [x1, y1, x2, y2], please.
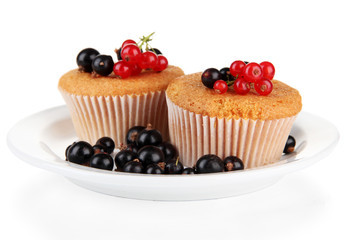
[7, 106, 339, 201]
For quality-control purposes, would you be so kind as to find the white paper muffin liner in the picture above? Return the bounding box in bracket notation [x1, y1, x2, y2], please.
[59, 88, 169, 145]
[166, 96, 297, 169]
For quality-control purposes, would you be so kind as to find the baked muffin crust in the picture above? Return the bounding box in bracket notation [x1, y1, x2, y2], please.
[166, 72, 302, 120]
[58, 65, 184, 96]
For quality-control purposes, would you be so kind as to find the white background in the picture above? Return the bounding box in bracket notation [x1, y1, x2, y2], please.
[1, 0, 348, 239]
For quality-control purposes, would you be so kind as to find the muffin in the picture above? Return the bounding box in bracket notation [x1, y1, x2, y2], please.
[59, 65, 184, 145]
[166, 72, 302, 168]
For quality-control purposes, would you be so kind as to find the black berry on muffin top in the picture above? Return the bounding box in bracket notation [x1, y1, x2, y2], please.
[92, 55, 114, 76]
[76, 48, 100, 73]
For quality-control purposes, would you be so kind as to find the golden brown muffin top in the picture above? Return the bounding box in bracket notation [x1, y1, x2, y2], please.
[166, 72, 302, 120]
[58, 65, 184, 96]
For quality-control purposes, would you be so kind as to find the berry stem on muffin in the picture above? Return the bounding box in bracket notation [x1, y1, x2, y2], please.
[138, 32, 155, 51]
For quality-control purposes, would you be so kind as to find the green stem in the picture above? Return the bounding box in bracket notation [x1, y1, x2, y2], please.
[138, 32, 155, 51]
[175, 156, 179, 166]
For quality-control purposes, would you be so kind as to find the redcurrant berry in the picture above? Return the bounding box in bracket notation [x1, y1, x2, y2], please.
[242, 62, 263, 83]
[213, 80, 228, 94]
[121, 39, 137, 48]
[139, 51, 158, 70]
[254, 78, 273, 96]
[113, 61, 131, 79]
[229, 60, 246, 77]
[128, 63, 142, 76]
[121, 44, 142, 64]
[233, 77, 251, 95]
[260, 61, 275, 80]
[153, 55, 168, 72]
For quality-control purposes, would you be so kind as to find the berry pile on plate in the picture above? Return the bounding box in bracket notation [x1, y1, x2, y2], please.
[76, 32, 168, 78]
[65, 124, 281, 174]
[201, 61, 275, 96]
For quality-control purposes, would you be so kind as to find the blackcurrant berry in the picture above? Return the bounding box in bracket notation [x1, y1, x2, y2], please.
[182, 167, 195, 174]
[93, 144, 107, 154]
[149, 48, 162, 55]
[126, 126, 146, 144]
[67, 141, 94, 164]
[96, 137, 115, 154]
[76, 48, 100, 73]
[145, 163, 164, 174]
[126, 143, 139, 154]
[90, 153, 114, 170]
[157, 142, 178, 163]
[201, 68, 222, 89]
[114, 150, 139, 168]
[223, 156, 244, 171]
[137, 124, 163, 148]
[116, 48, 123, 61]
[219, 67, 236, 84]
[92, 55, 114, 76]
[165, 158, 184, 174]
[284, 135, 296, 154]
[65, 142, 76, 160]
[123, 160, 144, 173]
[138, 145, 165, 166]
[195, 154, 224, 174]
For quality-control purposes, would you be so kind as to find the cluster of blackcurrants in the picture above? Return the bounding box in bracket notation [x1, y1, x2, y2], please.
[201, 61, 275, 96]
[65, 124, 249, 174]
[76, 33, 168, 79]
[114, 123, 247, 174]
[116, 124, 182, 174]
[65, 137, 116, 170]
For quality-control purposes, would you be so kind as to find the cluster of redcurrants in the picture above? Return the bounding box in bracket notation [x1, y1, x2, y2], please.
[64, 124, 248, 174]
[114, 39, 168, 78]
[201, 61, 275, 96]
[76, 34, 168, 79]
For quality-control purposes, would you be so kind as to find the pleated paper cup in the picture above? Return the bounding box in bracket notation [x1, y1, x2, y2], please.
[166, 96, 297, 169]
[59, 88, 169, 145]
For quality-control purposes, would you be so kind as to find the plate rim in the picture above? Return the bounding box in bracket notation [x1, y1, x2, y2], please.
[7, 105, 340, 183]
